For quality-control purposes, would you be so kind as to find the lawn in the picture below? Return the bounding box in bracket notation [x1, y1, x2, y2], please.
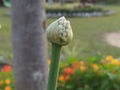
[0, 5, 120, 61]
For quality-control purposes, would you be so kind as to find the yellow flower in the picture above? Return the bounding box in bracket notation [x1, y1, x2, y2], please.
[101, 59, 105, 64]
[80, 61, 85, 66]
[5, 79, 11, 85]
[80, 65, 86, 72]
[92, 64, 99, 70]
[58, 75, 64, 82]
[111, 59, 120, 66]
[106, 55, 113, 62]
[4, 86, 12, 90]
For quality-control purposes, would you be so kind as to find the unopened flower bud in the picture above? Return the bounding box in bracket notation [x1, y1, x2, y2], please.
[46, 16, 73, 46]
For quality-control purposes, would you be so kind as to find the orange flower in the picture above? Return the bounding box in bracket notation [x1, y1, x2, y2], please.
[106, 56, 113, 62]
[5, 79, 11, 85]
[2, 65, 12, 72]
[92, 64, 99, 70]
[73, 61, 79, 69]
[4, 86, 12, 90]
[63, 67, 74, 75]
[80, 65, 86, 72]
[58, 75, 64, 82]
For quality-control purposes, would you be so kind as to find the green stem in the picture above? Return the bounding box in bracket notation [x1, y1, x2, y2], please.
[47, 43, 62, 90]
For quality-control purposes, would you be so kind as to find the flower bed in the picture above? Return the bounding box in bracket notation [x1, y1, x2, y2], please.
[58, 56, 120, 90]
[1, 56, 120, 90]
[0, 65, 14, 90]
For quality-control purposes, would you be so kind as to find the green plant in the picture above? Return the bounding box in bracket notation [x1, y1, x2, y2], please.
[58, 55, 120, 90]
[0, 65, 14, 90]
[46, 3, 104, 14]
[1, 6, 120, 60]
[1, 55, 120, 90]
[46, 17, 73, 90]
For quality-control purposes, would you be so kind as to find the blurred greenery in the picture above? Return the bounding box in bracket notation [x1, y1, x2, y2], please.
[98, 0, 120, 4]
[0, 65, 14, 90]
[58, 55, 120, 90]
[2, 55, 120, 90]
[45, 3, 103, 11]
[47, 5, 120, 60]
[0, 5, 120, 61]
[0, 7, 12, 61]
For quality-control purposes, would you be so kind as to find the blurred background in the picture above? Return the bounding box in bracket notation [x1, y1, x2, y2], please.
[0, 0, 120, 61]
[1, 1, 120, 90]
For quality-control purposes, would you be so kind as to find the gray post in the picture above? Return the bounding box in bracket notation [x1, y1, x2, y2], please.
[11, 0, 48, 90]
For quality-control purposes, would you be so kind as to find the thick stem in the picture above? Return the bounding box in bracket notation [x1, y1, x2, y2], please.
[47, 43, 62, 90]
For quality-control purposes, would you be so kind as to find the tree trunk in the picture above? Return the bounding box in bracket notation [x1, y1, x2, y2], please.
[11, 0, 48, 90]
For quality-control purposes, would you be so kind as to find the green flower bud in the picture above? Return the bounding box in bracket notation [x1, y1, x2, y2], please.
[47, 16, 73, 46]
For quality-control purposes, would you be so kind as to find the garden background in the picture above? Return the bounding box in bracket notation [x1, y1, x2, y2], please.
[1, 0, 120, 90]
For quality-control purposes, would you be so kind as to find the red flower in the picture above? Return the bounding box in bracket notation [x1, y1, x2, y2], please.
[63, 67, 74, 75]
[73, 61, 79, 69]
[2, 65, 12, 72]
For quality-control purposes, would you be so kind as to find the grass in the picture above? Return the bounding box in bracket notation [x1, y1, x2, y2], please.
[0, 7, 11, 61]
[0, 5, 120, 61]
[46, 5, 120, 59]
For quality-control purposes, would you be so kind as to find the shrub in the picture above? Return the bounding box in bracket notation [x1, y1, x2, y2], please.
[1, 56, 120, 90]
[0, 65, 14, 90]
[98, 0, 120, 4]
[58, 56, 120, 90]
[46, 3, 104, 14]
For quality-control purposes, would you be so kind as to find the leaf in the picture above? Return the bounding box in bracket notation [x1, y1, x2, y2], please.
[107, 73, 115, 81]
[65, 85, 74, 89]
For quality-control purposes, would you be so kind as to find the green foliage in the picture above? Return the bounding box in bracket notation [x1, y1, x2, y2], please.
[0, 5, 120, 60]
[98, 0, 120, 4]
[47, 5, 120, 60]
[58, 56, 120, 90]
[0, 56, 120, 90]
[0, 65, 14, 90]
[0, 7, 11, 60]
[46, 3, 104, 13]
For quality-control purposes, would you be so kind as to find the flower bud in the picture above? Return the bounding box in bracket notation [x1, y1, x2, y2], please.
[46, 16, 73, 46]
